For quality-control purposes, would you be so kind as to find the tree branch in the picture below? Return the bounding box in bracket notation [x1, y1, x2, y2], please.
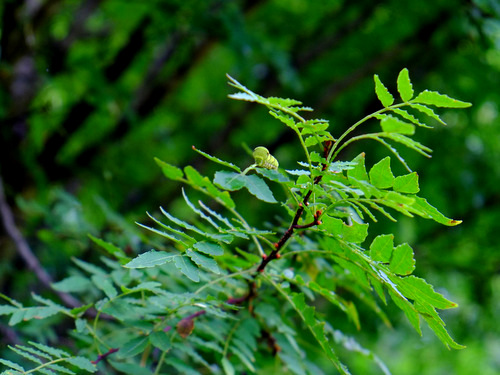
[0, 176, 80, 309]
[256, 141, 332, 273]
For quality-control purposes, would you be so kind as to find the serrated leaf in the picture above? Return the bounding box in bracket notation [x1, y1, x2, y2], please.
[149, 331, 171, 351]
[288, 293, 350, 374]
[416, 303, 465, 349]
[397, 276, 458, 309]
[154, 157, 184, 180]
[88, 234, 128, 260]
[123, 250, 177, 268]
[380, 115, 415, 135]
[390, 108, 430, 128]
[29, 342, 70, 358]
[65, 357, 97, 372]
[214, 171, 277, 203]
[0, 305, 18, 315]
[381, 133, 432, 157]
[285, 169, 310, 176]
[109, 360, 153, 375]
[397, 68, 413, 101]
[410, 197, 462, 226]
[119, 336, 149, 358]
[174, 256, 200, 282]
[184, 166, 236, 209]
[160, 207, 234, 243]
[186, 249, 220, 274]
[341, 222, 368, 243]
[413, 90, 471, 108]
[393, 172, 419, 193]
[140, 214, 194, 245]
[268, 96, 303, 107]
[9, 345, 43, 364]
[347, 153, 369, 182]
[374, 75, 394, 107]
[227, 92, 256, 102]
[409, 103, 446, 125]
[193, 241, 224, 256]
[389, 244, 415, 275]
[0, 358, 25, 372]
[52, 276, 91, 293]
[370, 234, 394, 262]
[369, 157, 394, 189]
[222, 357, 235, 375]
[388, 290, 421, 335]
[192, 146, 241, 172]
[44, 363, 75, 374]
[91, 275, 118, 299]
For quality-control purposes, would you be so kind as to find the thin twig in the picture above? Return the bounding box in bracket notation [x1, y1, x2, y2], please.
[0, 176, 80, 308]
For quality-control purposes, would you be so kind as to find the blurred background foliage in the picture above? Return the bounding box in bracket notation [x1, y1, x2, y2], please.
[0, 0, 499, 373]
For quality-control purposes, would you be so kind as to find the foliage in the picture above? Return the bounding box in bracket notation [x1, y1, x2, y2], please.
[0, 70, 471, 374]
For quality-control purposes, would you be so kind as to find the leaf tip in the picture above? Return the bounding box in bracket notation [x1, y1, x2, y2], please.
[448, 219, 462, 226]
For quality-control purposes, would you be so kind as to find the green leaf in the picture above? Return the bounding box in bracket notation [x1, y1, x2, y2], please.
[192, 146, 241, 172]
[413, 90, 472, 108]
[397, 276, 458, 309]
[186, 249, 220, 274]
[0, 305, 17, 315]
[65, 357, 97, 373]
[9, 345, 43, 365]
[390, 108, 430, 128]
[221, 357, 235, 375]
[347, 153, 369, 183]
[29, 342, 70, 358]
[380, 115, 415, 135]
[154, 157, 184, 180]
[256, 168, 290, 182]
[52, 276, 91, 293]
[380, 133, 432, 157]
[341, 222, 368, 243]
[416, 302, 465, 349]
[88, 234, 129, 260]
[374, 75, 394, 107]
[0, 358, 25, 372]
[119, 336, 149, 358]
[174, 256, 200, 282]
[388, 290, 421, 335]
[370, 234, 394, 262]
[393, 172, 419, 193]
[369, 157, 395, 189]
[214, 171, 277, 203]
[91, 275, 118, 299]
[123, 250, 177, 268]
[109, 360, 153, 375]
[389, 244, 415, 275]
[160, 207, 234, 243]
[409, 103, 446, 125]
[46, 363, 76, 374]
[410, 197, 462, 226]
[184, 166, 236, 209]
[193, 241, 224, 256]
[288, 293, 350, 374]
[397, 68, 414, 102]
[149, 331, 171, 351]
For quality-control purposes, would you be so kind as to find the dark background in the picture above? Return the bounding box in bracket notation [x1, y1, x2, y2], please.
[1, 0, 499, 373]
